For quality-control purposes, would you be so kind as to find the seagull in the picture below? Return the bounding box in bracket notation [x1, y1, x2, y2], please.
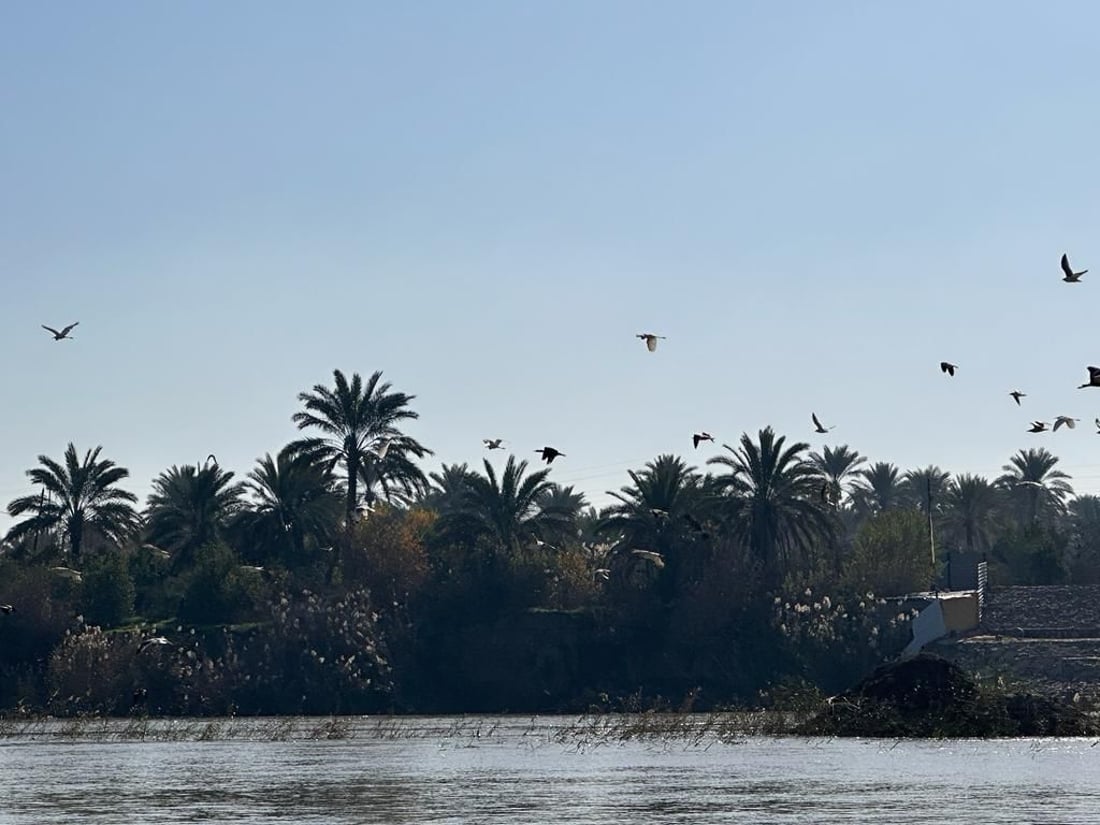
[50, 566, 83, 582]
[692, 432, 714, 449]
[535, 446, 565, 464]
[1054, 416, 1079, 431]
[1078, 367, 1100, 389]
[1028, 421, 1048, 433]
[0, 604, 13, 614]
[141, 544, 171, 561]
[138, 636, 171, 654]
[483, 438, 505, 450]
[1009, 391, 1026, 406]
[811, 413, 834, 434]
[940, 361, 957, 377]
[369, 439, 393, 459]
[1062, 253, 1087, 283]
[636, 333, 666, 352]
[630, 549, 666, 569]
[42, 322, 78, 341]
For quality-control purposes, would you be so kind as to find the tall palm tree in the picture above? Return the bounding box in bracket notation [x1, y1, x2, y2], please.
[440, 455, 560, 556]
[290, 369, 432, 523]
[904, 465, 951, 514]
[708, 427, 834, 584]
[5, 443, 140, 560]
[997, 448, 1074, 527]
[1066, 495, 1100, 583]
[144, 464, 245, 567]
[535, 483, 588, 547]
[942, 474, 1001, 553]
[808, 445, 866, 508]
[852, 462, 909, 515]
[238, 446, 343, 567]
[599, 454, 709, 555]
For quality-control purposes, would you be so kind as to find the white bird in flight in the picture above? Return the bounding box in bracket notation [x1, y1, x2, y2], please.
[636, 333, 666, 352]
[1053, 416, 1079, 431]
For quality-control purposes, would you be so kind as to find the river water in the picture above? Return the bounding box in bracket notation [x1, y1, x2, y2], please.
[0, 715, 1097, 823]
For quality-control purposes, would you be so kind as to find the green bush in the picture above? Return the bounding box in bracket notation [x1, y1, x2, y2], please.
[81, 551, 135, 627]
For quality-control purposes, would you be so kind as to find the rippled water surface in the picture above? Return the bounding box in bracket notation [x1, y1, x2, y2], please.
[1, 716, 1098, 823]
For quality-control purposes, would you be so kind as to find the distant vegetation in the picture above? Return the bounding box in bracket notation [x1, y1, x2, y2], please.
[2, 367, 1097, 717]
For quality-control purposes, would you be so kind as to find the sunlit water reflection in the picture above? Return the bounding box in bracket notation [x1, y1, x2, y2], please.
[0, 716, 1097, 823]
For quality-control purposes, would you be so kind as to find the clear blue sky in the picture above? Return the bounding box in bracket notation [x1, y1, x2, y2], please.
[4, 1, 1100, 530]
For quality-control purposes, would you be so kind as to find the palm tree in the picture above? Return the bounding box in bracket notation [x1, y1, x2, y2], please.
[1066, 495, 1100, 583]
[808, 445, 866, 508]
[708, 427, 834, 585]
[942, 474, 1001, 553]
[421, 463, 476, 514]
[4, 444, 140, 560]
[290, 369, 432, 523]
[904, 465, 951, 514]
[852, 462, 909, 515]
[599, 454, 709, 554]
[997, 448, 1074, 527]
[238, 446, 343, 567]
[440, 455, 560, 556]
[144, 463, 245, 566]
[535, 483, 588, 547]
[357, 445, 430, 509]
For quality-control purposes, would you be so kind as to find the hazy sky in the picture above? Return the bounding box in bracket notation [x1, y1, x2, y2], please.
[4, 1, 1100, 531]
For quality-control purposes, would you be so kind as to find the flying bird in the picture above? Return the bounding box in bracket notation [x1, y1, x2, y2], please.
[1027, 421, 1048, 433]
[630, 549, 666, 569]
[535, 446, 565, 464]
[1061, 253, 1087, 283]
[0, 604, 13, 615]
[483, 438, 505, 450]
[42, 322, 78, 341]
[1078, 367, 1100, 389]
[811, 413, 834, 434]
[50, 566, 83, 582]
[138, 636, 171, 654]
[940, 361, 957, 377]
[1009, 391, 1026, 406]
[692, 432, 714, 449]
[636, 333, 666, 352]
[1095, 417, 1100, 434]
[369, 438, 392, 459]
[1054, 416, 1079, 431]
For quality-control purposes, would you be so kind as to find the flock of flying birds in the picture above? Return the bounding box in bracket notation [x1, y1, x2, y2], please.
[476, 255, 1100, 467]
[932, 254, 1100, 436]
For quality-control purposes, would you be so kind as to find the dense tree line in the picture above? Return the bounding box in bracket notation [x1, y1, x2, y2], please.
[1, 367, 1096, 716]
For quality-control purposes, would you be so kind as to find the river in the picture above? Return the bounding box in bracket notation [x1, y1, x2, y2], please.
[0, 715, 1097, 823]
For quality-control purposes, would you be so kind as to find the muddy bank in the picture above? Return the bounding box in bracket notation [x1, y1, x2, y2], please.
[798, 654, 1100, 737]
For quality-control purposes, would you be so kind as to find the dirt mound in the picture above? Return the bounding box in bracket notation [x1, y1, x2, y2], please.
[798, 653, 1100, 738]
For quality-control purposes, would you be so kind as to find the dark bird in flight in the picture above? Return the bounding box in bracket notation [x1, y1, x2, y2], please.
[1028, 421, 1048, 433]
[1054, 416, 1079, 431]
[940, 361, 957, 376]
[692, 432, 714, 449]
[535, 446, 565, 464]
[0, 604, 13, 614]
[636, 333, 666, 352]
[42, 322, 78, 341]
[483, 438, 505, 450]
[1095, 417, 1100, 434]
[1062, 253, 1087, 283]
[811, 413, 834, 434]
[1009, 391, 1026, 405]
[1078, 367, 1100, 389]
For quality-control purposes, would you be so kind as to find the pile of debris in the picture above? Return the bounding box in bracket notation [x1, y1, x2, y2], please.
[798, 653, 1100, 737]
